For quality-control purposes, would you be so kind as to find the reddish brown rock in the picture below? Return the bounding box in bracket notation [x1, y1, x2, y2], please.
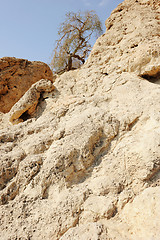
[0, 57, 53, 113]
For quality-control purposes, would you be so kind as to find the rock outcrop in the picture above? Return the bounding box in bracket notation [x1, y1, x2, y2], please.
[0, 0, 160, 239]
[9, 79, 55, 124]
[86, 0, 160, 79]
[0, 57, 53, 113]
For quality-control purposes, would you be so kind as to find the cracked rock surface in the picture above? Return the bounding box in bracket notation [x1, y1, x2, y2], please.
[0, 0, 160, 239]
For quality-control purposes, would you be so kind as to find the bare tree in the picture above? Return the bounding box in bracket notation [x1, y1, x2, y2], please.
[50, 10, 103, 73]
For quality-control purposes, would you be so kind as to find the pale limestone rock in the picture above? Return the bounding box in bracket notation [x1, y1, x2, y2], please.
[85, 0, 160, 79]
[80, 195, 117, 222]
[120, 187, 160, 240]
[0, 0, 160, 239]
[9, 79, 55, 124]
[59, 222, 107, 240]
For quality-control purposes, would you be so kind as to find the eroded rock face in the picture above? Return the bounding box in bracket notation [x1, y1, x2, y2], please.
[9, 79, 55, 124]
[0, 57, 53, 113]
[120, 187, 160, 240]
[0, 0, 160, 239]
[86, 0, 160, 79]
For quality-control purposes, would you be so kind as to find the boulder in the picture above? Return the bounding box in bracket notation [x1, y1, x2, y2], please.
[0, 57, 53, 113]
[8, 79, 55, 124]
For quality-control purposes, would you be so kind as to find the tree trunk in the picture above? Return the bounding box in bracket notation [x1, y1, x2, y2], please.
[67, 55, 72, 71]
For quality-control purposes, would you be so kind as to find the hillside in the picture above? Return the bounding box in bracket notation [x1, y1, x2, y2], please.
[0, 0, 160, 239]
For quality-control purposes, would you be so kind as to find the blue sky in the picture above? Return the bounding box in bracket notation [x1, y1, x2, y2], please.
[0, 0, 122, 65]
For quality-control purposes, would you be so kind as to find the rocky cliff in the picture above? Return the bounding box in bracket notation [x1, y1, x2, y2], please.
[0, 0, 160, 239]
